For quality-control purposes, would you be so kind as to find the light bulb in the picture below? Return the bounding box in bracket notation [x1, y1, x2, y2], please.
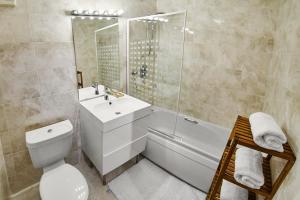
[108, 9, 114, 15]
[103, 10, 109, 15]
[117, 9, 124, 15]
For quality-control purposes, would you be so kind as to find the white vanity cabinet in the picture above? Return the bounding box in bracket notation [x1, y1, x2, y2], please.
[79, 94, 151, 177]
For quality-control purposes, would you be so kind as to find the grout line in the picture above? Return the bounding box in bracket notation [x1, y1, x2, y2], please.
[9, 182, 39, 199]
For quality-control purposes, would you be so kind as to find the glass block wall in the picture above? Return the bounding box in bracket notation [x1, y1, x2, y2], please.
[96, 24, 121, 90]
[129, 36, 159, 104]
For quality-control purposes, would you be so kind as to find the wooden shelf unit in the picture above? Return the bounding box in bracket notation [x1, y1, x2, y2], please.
[206, 116, 296, 200]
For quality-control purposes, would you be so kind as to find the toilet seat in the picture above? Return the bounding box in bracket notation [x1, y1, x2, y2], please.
[40, 164, 88, 200]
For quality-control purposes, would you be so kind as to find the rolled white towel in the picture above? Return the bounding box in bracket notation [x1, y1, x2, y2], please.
[249, 112, 287, 152]
[221, 180, 248, 200]
[234, 147, 264, 189]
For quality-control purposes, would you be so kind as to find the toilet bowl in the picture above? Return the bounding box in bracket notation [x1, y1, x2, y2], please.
[26, 120, 89, 200]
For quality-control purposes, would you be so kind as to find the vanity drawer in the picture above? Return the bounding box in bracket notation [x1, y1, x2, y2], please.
[103, 117, 148, 155]
[102, 135, 147, 175]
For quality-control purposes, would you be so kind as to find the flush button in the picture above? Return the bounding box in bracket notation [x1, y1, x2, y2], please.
[47, 129, 53, 133]
[115, 112, 121, 115]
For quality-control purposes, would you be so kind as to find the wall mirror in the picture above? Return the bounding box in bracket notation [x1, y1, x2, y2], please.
[72, 16, 121, 95]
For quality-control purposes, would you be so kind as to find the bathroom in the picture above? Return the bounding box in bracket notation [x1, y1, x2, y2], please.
[0, 0, 299, 199]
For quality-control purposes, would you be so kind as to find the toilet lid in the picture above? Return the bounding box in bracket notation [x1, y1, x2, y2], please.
[40, 164, 88, 200]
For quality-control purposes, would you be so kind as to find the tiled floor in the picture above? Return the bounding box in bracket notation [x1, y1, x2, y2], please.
[75, 157, 117, 200]
[10, 156, 118, 200]
[108, 159, 206, 200]
[11, 155, 203, 200]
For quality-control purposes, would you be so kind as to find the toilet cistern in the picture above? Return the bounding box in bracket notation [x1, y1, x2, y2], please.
[25, 120, 89, 200]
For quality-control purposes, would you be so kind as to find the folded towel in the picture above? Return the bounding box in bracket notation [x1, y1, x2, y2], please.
[249, 112, 287, 152]
[221, 180, 248, 200]
[234, 147, 264, 189]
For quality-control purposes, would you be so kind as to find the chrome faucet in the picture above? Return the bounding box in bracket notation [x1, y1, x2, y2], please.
[104, 87, 113, 105]
[92, 82, 99, 95]
[104, 87, 110, 101]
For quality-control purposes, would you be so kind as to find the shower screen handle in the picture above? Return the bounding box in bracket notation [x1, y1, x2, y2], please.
[184, 117, 198, 124]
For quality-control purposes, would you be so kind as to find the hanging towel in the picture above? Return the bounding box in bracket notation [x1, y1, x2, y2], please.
[234, 147, 264, 189]
[249, 112, 287, 152]
[220, 180, 248, 200]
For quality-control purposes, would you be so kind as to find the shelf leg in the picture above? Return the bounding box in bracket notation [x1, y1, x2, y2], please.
[266, 160, 295, 200]
[207, 139, 238, 200]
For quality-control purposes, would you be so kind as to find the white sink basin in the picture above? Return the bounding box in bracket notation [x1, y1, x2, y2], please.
[80, 94, 151, 132]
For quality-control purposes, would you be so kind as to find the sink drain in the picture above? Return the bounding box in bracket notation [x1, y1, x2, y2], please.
[115, 112, 121, 115]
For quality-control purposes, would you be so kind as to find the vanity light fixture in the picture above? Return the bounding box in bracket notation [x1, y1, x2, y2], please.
[70, 9, 124, 19]
[108, 9, 115, 15]
[117, 9, 124, 15]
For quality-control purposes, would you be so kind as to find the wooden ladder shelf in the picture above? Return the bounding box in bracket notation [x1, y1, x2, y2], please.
[206, 116, 296, 200]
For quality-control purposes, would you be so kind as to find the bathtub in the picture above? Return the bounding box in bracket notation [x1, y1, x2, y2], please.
[143, 107, 231, 192]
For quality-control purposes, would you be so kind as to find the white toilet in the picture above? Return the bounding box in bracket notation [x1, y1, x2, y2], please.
[26, 120, 89, 200]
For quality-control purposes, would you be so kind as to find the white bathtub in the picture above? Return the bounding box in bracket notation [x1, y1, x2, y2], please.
[143, 107, 231, 192]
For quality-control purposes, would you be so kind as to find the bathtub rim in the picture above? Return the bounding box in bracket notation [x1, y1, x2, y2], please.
[147, 128, 220, 170]
[148, 127, 220, 164]
[150, 106, 231, 134]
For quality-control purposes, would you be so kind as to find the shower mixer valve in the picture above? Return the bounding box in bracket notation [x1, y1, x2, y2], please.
[131, 70, 138, 76]
[131, 65, 148, 79]
[140, 65, 148, 79]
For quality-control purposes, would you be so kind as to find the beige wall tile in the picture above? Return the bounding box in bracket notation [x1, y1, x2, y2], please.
[0, 15, 31, 44]
[27, 0, 70, 15]
[157, 0, 277, 128]
[263, 0, 300, 199]
[29, 14, 73, 43]
[5, 151, 42, 194]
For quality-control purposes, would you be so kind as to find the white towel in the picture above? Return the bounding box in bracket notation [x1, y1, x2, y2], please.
[221, 180, 248, 200]
[234, 147, 264, 189]
[249, 112, 287, 152]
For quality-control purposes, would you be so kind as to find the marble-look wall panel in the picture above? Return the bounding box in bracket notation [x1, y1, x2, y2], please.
[263, 0, 300, 199]
[157, 0, 277, 128]
[0, 0, 156, 197]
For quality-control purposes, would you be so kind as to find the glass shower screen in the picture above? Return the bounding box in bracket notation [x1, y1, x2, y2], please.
[127, 11, 186, 136]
